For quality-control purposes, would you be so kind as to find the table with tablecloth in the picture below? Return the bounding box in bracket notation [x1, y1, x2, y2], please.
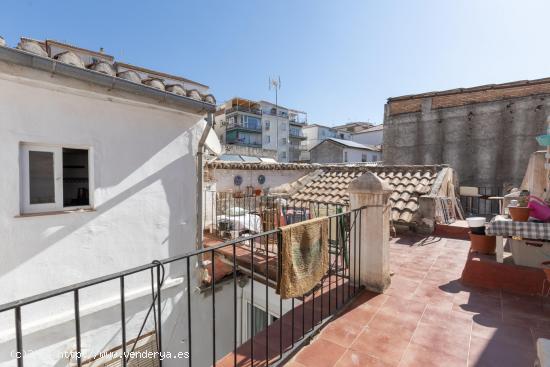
[486, 215, 550, 262]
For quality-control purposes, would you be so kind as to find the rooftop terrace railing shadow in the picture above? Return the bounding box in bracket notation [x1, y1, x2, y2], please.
[215, 279, 359, 367]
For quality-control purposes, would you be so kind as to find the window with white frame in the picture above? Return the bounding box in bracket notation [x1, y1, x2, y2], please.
[21, 144, 91, 214]
[344, 151, 348, 162]
[264, 120, 270, 131]
[362, 153, 367, 162]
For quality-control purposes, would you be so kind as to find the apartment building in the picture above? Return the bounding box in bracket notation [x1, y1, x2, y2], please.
[214, 97, 307, 162]
[302, 123, 353, 151]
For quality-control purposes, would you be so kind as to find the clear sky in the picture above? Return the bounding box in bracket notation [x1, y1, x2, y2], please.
[2, 0, 549, 125]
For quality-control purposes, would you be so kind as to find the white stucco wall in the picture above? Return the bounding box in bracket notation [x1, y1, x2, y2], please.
[0, 60, 206, 366]
[207, 168, 313, 193]
[343, 148, 381, 163]
[351, 129, 383, 146]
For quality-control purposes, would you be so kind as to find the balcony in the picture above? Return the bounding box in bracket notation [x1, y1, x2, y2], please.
[289, 117, 307, 126]
[225, 106, 262, 116]
[289, 131, 307, 140]
[226, 122, 262, 133]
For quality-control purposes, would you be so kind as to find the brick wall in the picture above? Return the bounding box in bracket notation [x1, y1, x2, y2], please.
[388, 79, 550, 115]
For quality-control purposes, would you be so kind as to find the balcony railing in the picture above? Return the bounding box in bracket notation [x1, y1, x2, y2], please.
[1, 194, 366, 367]
[459, 186, 504, 220]
[225, 106, 262, 116]
[226, 122, 262, 132]
[289, 132, 306, 139]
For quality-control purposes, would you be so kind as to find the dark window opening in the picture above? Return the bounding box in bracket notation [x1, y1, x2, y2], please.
[63, 148, 89, 207]
[29, 151, 55, 204]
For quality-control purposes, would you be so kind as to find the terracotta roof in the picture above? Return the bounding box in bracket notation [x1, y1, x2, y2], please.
[286, 165, 446, 223]
[205, 161, 382, 170]
[353, 124, 383, 133]
[9, 37, 215, 104]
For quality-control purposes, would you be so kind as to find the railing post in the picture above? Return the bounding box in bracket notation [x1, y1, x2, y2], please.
[348, 172, 392, 293]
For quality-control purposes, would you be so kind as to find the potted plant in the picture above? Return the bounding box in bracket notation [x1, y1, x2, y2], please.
[466, 217, 496, 254]
[509, 190, 531, 222]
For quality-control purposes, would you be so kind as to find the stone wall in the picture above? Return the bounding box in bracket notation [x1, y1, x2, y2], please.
[384, 91, 549, 188]
[310, 141, 344, 163]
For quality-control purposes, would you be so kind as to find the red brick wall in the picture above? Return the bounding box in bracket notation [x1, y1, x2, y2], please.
[388, 81, 550, 115]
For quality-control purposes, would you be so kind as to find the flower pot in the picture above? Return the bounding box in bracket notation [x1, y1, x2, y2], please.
[469, 232, 496, 255]
[254, 189, 262, 196]
[509, 206, 531, 222]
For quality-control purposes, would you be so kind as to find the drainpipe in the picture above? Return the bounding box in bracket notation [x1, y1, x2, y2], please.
[196, 112, 214, 250]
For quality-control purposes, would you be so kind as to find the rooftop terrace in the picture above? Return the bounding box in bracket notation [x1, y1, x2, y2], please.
[286, 235, 550, 367]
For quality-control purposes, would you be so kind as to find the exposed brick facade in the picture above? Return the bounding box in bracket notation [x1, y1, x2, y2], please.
[388, 78, 550, 115]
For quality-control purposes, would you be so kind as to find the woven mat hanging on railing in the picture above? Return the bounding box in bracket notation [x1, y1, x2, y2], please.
[277, 217, 329, 299]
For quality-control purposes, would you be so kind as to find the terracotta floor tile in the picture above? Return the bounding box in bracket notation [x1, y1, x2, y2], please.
[334, 349, 395, 367]
[368, 309, 421, 332]
[350, 327, 412, 365]
[318, 316, 364, 348]
[468, 335, 536, 367]
[283, 361, 306, 367]
[294, 338, 347, 367]
[398, 342, 467, 367]
[410, 322, 470, 359]
[471, 314, 533, 345]
[419, 303, 472, 334]
[339, 303, 379, 326]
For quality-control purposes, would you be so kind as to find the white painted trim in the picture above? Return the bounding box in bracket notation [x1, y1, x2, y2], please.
[19, 143, 94, 214]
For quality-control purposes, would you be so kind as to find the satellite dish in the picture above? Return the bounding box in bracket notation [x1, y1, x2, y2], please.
[258, 175, 266, 185]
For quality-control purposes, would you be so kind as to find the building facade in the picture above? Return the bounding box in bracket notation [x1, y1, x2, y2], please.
[301, 124, 352, 151]
[214, 98, 307, 162]
[383, 78, 550, 190]
[0, 37, 216, 366]
[309, 138, 381, 164]
[351, 124, 384, 147]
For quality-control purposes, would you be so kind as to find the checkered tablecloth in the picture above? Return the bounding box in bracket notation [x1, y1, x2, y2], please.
[486, 215, 550, 240]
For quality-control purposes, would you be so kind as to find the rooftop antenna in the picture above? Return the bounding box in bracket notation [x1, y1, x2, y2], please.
[269, 76, 282, 160]
[269, 76, 281, 108]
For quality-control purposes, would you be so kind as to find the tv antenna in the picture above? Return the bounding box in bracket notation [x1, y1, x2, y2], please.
[269, 76, 281, 107]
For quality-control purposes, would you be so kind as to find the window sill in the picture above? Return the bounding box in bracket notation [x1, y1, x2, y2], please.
[15, 208, 96, 218]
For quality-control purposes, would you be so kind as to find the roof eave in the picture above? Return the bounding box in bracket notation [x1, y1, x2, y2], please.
[0, 46, 216, 114]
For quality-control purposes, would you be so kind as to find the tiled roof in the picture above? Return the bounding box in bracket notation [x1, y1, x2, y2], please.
[205, 161, 382, 170]
[320, 138, 380, 151]
[287, 165, 445, 223]
[353, 124, 383, 133]
[7, 37, 215, 104]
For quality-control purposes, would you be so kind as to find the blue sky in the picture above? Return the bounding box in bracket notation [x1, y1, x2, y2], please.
[2, 1, 549, 125]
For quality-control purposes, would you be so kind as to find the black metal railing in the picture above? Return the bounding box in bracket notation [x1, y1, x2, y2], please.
[460, 186, 504, 219]
[1, 204, 366, 367]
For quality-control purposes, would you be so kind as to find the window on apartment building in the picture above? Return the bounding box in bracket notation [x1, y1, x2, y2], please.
[246, 303, 278, 338]
[280, 138, 287, 145]
[372, 154, 378, 162]
[265, 121, 270, 131]
[21, 144, 90, 214]
[344, 151, 348, 162]
[280, 151, 287, 159]
[265, 136, 271, 144]
[361, 154, 367, 162]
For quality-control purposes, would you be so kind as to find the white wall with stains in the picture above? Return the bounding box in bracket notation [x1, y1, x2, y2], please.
[0, 60, 206, 366]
